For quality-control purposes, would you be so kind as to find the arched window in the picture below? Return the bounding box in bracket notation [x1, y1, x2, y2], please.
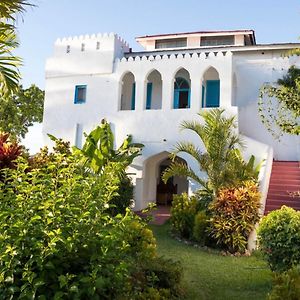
[145, 70, 162, 110]
[120, 72, 136, 110]
[173, 69, 191, 109]
[202, 67, 220, 108]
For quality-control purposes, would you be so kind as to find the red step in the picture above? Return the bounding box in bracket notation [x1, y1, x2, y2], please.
[265, 161, 300, 215]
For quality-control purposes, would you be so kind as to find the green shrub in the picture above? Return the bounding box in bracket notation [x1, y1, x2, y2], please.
[170, 193, 198, 239]
[133, 257, 184, 299]
[193, 211, 209, 245]
[0, 149, 182, 299]
[258, 206, 300, 272]
[268, 265, 300, 300]
[209, 181, 261, 253]
[194, 189, 214, 211]
[109, 175, 133, 215]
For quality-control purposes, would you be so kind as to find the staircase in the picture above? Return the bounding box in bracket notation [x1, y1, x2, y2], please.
[264, 161, 300, 214]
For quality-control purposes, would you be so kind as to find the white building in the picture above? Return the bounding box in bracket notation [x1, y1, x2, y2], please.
[43, 30, 300, 211]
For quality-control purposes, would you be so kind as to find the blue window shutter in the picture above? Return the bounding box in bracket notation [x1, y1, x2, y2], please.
[202, 85, 205, 108]
[173, 90, 179, 108]
[74, 85, 87, 104]
[146, 82, 152, 110]
[206, 80, 220, 107]
[187, 89, 191, 108]
[131, 83, 136, 110]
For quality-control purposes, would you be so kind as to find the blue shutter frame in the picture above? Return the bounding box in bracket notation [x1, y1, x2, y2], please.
[74, 85, 87, 104]
[131, 83, 136, 110]
[201, 85, 205, 108]
[173, 90, 179, 108]
[206, 80, 220, 107]
[146, 82, 153, 110]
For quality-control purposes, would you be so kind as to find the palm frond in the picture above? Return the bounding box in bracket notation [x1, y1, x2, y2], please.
[0, 29, 21, 95]
[0, 1, 33, 20]
[162, 161, 208, 190]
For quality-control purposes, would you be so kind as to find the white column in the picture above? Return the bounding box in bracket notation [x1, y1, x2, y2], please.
[220, 54, 233, 108]
[190, 74, 202, 112]
[161, 75, 174, 110]
[135, 79, 145, 111]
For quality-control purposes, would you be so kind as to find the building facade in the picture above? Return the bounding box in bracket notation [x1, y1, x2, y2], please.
[43, 30, 300, 211]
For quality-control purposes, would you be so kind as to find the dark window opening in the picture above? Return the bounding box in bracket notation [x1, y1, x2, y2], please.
[201, 35, 234, 47]
[155, 38, 187, 49]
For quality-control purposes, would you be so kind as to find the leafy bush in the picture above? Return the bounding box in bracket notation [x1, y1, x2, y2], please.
[0, 132, 22, 170]
[258, 206, 300, 272]
[194, 189, 214, 211]
[193, 211, 209, 245]
[268, 265, 300, 300]
[0, 148, 182, 299]
[209, 181, 261, 253]
[170, 193, 198, 239]
[133, 257, 184, 299]
[109, 175, 133, 216]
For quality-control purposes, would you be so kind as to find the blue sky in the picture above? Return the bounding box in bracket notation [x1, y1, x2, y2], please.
[18, 0, 300, 152]
[17, 0, 300, 88]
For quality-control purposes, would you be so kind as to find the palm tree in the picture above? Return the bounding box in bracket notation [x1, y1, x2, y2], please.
[163, 109, 259, 195]
[0, 1, 33, 95]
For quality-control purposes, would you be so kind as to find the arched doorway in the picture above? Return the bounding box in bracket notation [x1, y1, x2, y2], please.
[143, 152, 189, 207]
[173, 69, 191, 109]
[202, 67, 220, 108]
[120, 72, 136, 110]
[145, 70, 162, 110]
[156, 157, 188, 205]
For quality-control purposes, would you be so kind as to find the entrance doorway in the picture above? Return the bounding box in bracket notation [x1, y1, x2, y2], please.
[156, 157, 188, 205]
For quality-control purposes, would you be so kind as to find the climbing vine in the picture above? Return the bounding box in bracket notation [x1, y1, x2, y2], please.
[258, 66, 300, 138]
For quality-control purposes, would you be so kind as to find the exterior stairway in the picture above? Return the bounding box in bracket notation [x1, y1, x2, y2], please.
[264, 161, 300, 215]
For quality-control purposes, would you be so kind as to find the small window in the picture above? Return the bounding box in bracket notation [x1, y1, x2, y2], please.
[200, 36, 234, 47]
[81, 43, 85, 51]
[66, 45, 70, 53]
[74, 85, 87, 104]
[96, 41, 100, 50]
[155, 38, 187, 49]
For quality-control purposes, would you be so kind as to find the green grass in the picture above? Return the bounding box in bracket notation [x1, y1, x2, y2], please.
[150, 223, 272, 300]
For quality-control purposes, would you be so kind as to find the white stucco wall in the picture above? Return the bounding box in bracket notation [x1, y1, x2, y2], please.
[43, 33, 300, 210]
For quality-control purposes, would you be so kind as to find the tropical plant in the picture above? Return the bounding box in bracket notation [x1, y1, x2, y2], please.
[163, 109, 261, 196]
[209, 180, 261, 253]
[0, 141, 183, 299]
[0, 84, 44, 138]
[170, 193, 198, 239]
[258, 206, 300, 272]
[74, 119, 143, 214]
[258, 66, 300, 137]
[74, 119, 143, 175]
[0, 1, 33, 95]
[0, 131, 22, 171]
[193, 210, 209, 245]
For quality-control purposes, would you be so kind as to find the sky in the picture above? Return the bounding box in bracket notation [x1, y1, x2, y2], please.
[17, 0, 300, 152]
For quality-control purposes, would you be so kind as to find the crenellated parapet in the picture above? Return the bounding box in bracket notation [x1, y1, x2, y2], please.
[53, 32, 129, 56]
[117, 50, 232, 63]
[47, 33, 130, 78]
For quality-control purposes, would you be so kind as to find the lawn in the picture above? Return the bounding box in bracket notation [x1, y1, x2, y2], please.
[150, 223, 272, 300]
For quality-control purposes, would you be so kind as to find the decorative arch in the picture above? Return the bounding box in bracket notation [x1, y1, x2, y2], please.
[120, 71, 136, 110]
[143, 151, 188, 205]
[145, 69, 162, 110]
[201, 66, 220, 108]
[173, 68, 191, 109]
